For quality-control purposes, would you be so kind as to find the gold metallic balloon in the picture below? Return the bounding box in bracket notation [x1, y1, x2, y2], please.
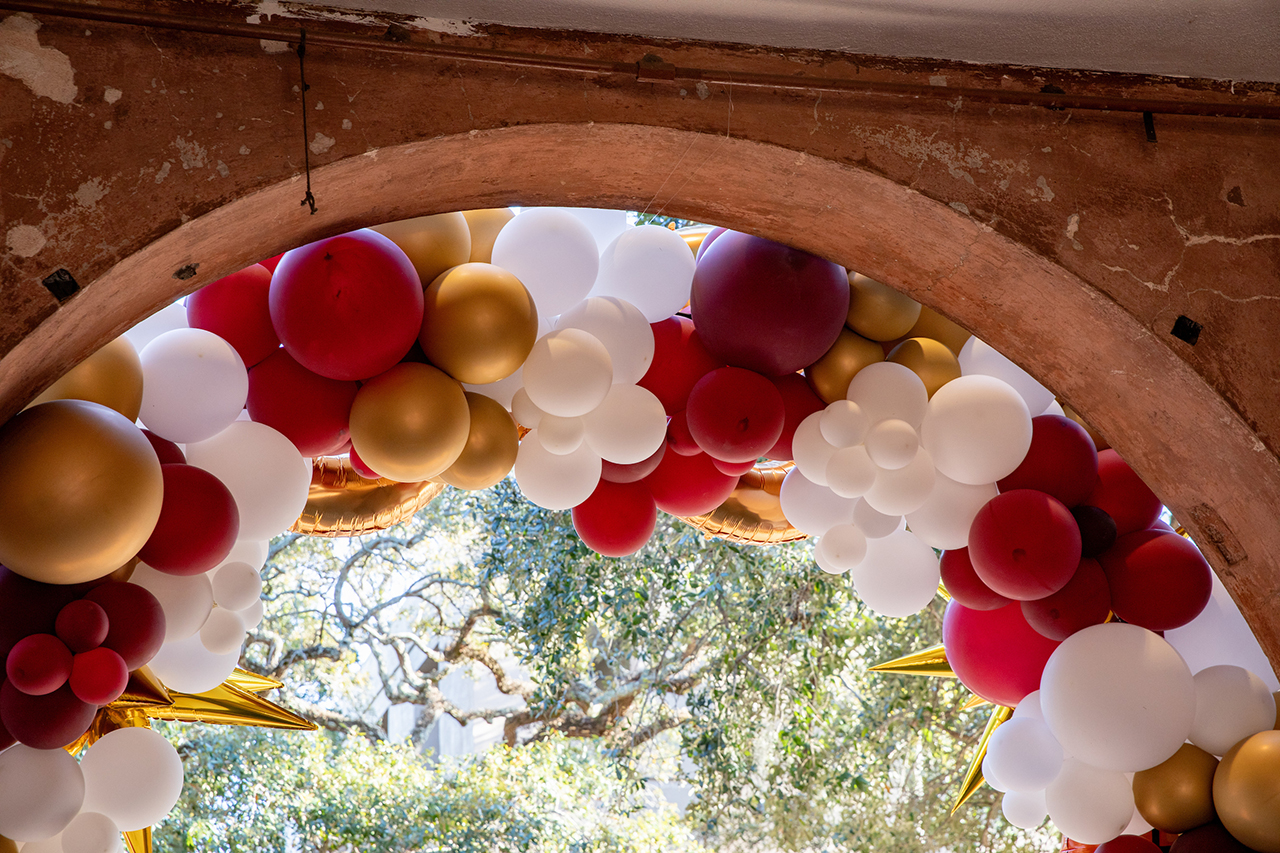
[370, 213, 472, 287]
[0, 835, 18, 853]
[420, 263, 539, 385]
[677, 224, 716, 256]
[28, 335, 144, 422]
[349, 363, 471, 483]
[462, 208, 515, 264]
[804, 327, 885, 404]
[0, 400, 163, 584]
[1214, 730, 1280, 853]
[898, 305, 972, 356]
[680, 464, 808, 544]
[1061, 403, 1110, 451]
[887, 337, 962, 398]
[1133, 743, 1219, 832]
[291, 455, 445, 537]
[847, 273, 923, 341]
[439, 393, 520, 491]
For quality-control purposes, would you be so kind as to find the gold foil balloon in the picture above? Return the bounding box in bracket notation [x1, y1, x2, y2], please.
[1214, 730, 1280, 852]
[680, 464, 807, 544]
[847, 273, 923, 341]
[371, 213, 472, 287]
[1133, 743, 1219, 832]
[805, 327, 885, 404]
[887, 337, 962, 398]
[291, 456, 445, 537]
[349, 363, 471, 483]
[677, 224, 716, 256]
[28, 335, 144, 422]
[439, 393, 520, 491]
[419, 263, 539, 385]
[0, 836, 17, 853]
[462, 208, 515, 264]
[0, 400, 163, 584]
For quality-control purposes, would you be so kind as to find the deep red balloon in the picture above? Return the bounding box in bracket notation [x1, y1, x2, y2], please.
[686, 367, 785, 463]
[259, 252, 285, 273]
[1099, 529, 1212, 631]
[942, 600, 1061, 707]
[141, 429, 186, 465]
[694, 226, 727, 262]
[270, 229, 424, 380]
[1073, 504, 1118, 558]
[1169, 822, 1262, 853]
[644, 451, 740, 517]
[55, 599, 110, 653]
[997, 415, 1099, 507]
[186, 263, 280, 368]
[83, 582, 166, 670]
[5, 634, 72, 695]
[968, 489, 1082, 601]
[1021, 557, 1111, 640]
[571, 480, 659, 557]
[939, 548, 1013, 611]
[1096, 836, 1162, 853]
[601, 444, 666, 484]
[69, 647, 129, 705]
[689, 231, 850, 376]
[247, 349, 359, 456]
[638, 316, 723, 415]
[138, 463, 240, 575]
[0, 567, 95, 659]
[349, 446, 384, 480]
[0, 698, 14, 752]
[764, 373, 825, 461]
[0, 681, 96, 749]
[1083, 449, 1163, 536]
[712, 458, 757, 476]
[666, 410, 702, 456]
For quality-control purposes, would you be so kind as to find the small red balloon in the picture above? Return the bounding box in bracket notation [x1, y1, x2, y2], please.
[968, 489, 1082, 601]
[247, 349, 359, 456]
[138, 463, 240, 575]
[764, 373, 825, 461]
[1073, 504, 1118, 558]
[141, 429, 186, 465]
[83, 582, 166, 670]
[1021, 558, 1111, 640]
[644, 451, 740, 517]
[55, 599, 110, 653]
[601, 444, 666, 484]
[686, 367, 785, 463]
[638, 316, 723, 416]
[186, 263, 280, 368]
[942, 600, 1061, 707]
[270, 229, 424, 381]
[69, 647, 129, 705]
[666, 410, 702, 457]
[1083, 449, 1163, 536]
[0, 681, 96, 749]
[997, 415, 1099, 507]
[1096, 836, 1163, 853]
[349, 446, 384, 480]
[940, 548, 1013, 611]
[571, 480, 659, 557]
[1099, 529, 1212, 631]
[695, 226, 727, 262]
[5, 634, 72, 696]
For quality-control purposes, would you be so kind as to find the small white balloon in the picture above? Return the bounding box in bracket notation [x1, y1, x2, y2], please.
[510, 386, 545, 430]
[490, 208, 600, 317]
[538, 415, 586, 456]
[985, 717, 1065, 792]
[463, 366, 525, 411]
[1002, 789, 1048, 830]
[238, 597, 265, 630]
[863, 418, 919, 470]
[200, 607, 247, 655]
[123, 301, 188, 352]
[846, 362, 929, 428]
[211, 561, 262, 611]
[1013, 690, 1046, 723]
[921, 374, 1033, 486]
[564, 207, 628, 252]
[582, 384, 667, 464]
[792, 412, 837, 486]
[147, 632, 241, 694]
[1123, 806, 1154, 837]
[60, 812, 122, 853]
[983, 749, 1010, 793]
[215, 539, 268, 574]
[825, 445, 877, 498]
[556, 297, 655, 385]
[130, 562, 214, 642]
[851, 528, 940, 618]
[590, 224, 697, 323]
[1044, 759, 1133, 845]
[81, 728, 184, 832]
[816, 524, 868, 571]
[513, 430, 602, 510]
[853, 498, 903, 539]
[905, 473, 998, 550]
[139, 328, 248, 443]
[813, 544, 846, 576]
[0, 745, 84, 842]
[862, 447, 936, 516]
[1189, 665, 1277, 756]
[522, 328, 614, 418]
[819, 400, 870, 448]
[958, 337, 1055, 417]
[779, 467, 857, 537]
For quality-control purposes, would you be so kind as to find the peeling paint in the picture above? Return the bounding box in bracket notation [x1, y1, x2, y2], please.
[6, 224, 46, 257]
[216, 160, 230, 177]
[172, 137, 207, 170]
[155, 161, 172, 183]
[1066, 213, 1082, 250]
[73, 177, 106, 207]
[104, 87, 122, 103]
[695, 81, 710, 100]
[240, 145, 250, 155]
[310, 132, 336, 154]
[949, 201, 970, 215]
[260, 40, 289, 54]
[928, 75, 948, 87]
[1032, 175, 1055, 202]
[0, 14, 77, 104]
[341, 119, 352, 130]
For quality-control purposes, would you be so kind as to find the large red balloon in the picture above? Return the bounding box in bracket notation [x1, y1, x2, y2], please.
[83, 582, 166, 670]
[644, 451, 740, 517]
[0, 681, 96, 749]
[942, 600, 1061, 707]
[1083, 449, 1163, 536]
[186, 263, 279, 368]
[1096, 836, 1162, 853]
[685, 367, 785, 463]
[638, 316, 723, 415]
[689, 231, 850, 376]
[939, 548, 1013, 611]
[694, 226, 727, 262]
[69, 647, 129, 706]
[1099, 529, 1212, 631]
[968, 489, 1082, 601]
[997, 415, 1099, 507]
[572, 480, 658, 557]
[5, 634, 72, 695]
[270, 229, 424, 380]
[765, 373, 825, 461]
[247, 349, 359, 456]
[137, 463, 240, 575]
[1021, 557, 1111, 640]
[601, 444, 666, 484]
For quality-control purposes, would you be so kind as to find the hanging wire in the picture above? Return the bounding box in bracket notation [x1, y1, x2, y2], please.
[297, 29, 318, 215]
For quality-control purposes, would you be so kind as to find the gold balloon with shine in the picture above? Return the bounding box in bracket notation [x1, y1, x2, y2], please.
[887, 337, 962, 398]
[1213, 730, 1280, 853]
[462, 208, 515, 264]
[349, 363, 471, 483]
[420, 263, 538, 385]
[847, 273, 922, 341]
[805, 327, 884, 404]
[28, 335, 144, 422]
[371, 213, 472, 287]
[1133, 742, 1219, 833]
[439, 393, 520, 491]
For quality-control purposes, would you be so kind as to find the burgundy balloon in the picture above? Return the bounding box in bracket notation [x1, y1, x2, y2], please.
[0, 567, 94, 659]
[1096, 836, 1163, 853]
[1169, 822, 1262, 853]
[968, 489, 1083, 601]
[765, 372, 825, 461]
[644, 451, 740, 517]
[571, 479, 659, 557]
[686, 367, 786, 463]
[694, 226, 727, 262]
[1021, 557, 1111, 640]
[83, 582, 166, 670]
[141, 429, 186, 465]
[0, 681, 96, 749]
[665, 410, 702, 456]
[69, 647, 129, 706]
[712, 457, 757, 476]
[638, 316, 724, 415]
[942, 600, 1062, 707]
[270, 229, 424, 381]
[1083, 449, 1163, 536]
[997, 415, 1099, 507]
[349, 447, 384, 480]
[601, 444, 666, 484]
[1099, 529, 1212, 631]
[55, 599, 110, 653]
[186, 263, 280, 368]
[689, 231, 850, 376]
[1072, 504, 1118, 558]
[137, 463, 240, 575]
[0, 697, 14, 752]
[5, 633, 72, 696]
[939, 548, 1013, 611]
[247, 348, 360, 456]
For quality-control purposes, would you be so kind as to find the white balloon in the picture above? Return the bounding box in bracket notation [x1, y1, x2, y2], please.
[792, 412, 837, 485]
[819, 400, 870, 448]
[200, 607, 246, 655]
[22, 833, 67, 853]
[556, 297, 655, 385]
[582, 384, 667, 464]
[463, 366, 525, 411]
[1166, 572, 1280, 691]
[958, 337, 1055, 417]
[862, 447, 936, 516]
[1189, 665, 1277, 756]
[538, 415, 586, 456]
[211, 561, 262, 611]
[905, 473, 997, 550]
[1123, 806, 1154, 837]
[779, 467, 856, 537]
[983, 749, 1010, 792]
[851, 528, 940, 618]
[0, 745, 84, 842]
[60, 812, 122, 853]
[1002, 789, 1048, 830]
[129, 562, 214, 642]
[81, 728, 184, 832]
[238, 597, 265, 630]
[813, 544, 847, 575]
[147, 632, 241, 694]
[863, 418, 919, 470]
[185, 421, 311, 542]
[1044, 759, 1133, 845]
[1040, 623, 1195, 772]
[522, 329, 614, 418]
[853, 499, 903, 539]
[921, 374, 1033, 485]
[591, 224, 697, 323]
[139, 328, 248, 443]
[510, 386, 545, 430]
[215, 539, 268, 574]
[816, 524, 868, 571]
[564, 207, 628, 252]
[1043, 399, 1066, 417]
[490, 208, 599, 317]
[985, 717, 1065, 792]
[512, 430, 602, 510]
[825, 445, 877, 498]
[846, 362, 929, 428]
[1013, 690, 1046, 722]
[123, 302, 188, 352]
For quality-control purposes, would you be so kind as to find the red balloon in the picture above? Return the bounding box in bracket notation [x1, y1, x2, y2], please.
[666, 410, 702, 456]
[0, 681, 96, 749]
[5, 634, 72, 695]
[572, 480, 658, 557]
[689, 231, 850, 376]
[601, 444, 666, 484]
[69, 647, 129, 705]
[186, 263, 280, 368]
[270, 229, 424, 380]
[694, 226, 727, 262]
[1021, 558, 1111, 640]
[0, 567, 96, 659]
[1073, 504, 1118, 558]
[83, 582, 166, 670]
[712, 458, 757, 476]
[764, 373, 825, 461]
[1083, 449, 1163, 536]
[638, 316, 723, 415]
[0, 699, 14, 752]
[939, 548, 1013, 611]
[1096, 837, 1163, 853]
[260, 252, 285, 273]
[968, 489, 1082, 601]
[997, 415, 1099, 507]
[686, 367, 785, 463]
[1170, 822, 1262, 853]
[349, 447, 384, 480]
[942, 600, 1061, 707]
[141, 429, 186, 465]
[644, 451, 740, 517]
[1099, 529, 1212, 631]
[247, 349, 359, 456]
[55, 599, 110, 653]
[138, 464, 240, 575]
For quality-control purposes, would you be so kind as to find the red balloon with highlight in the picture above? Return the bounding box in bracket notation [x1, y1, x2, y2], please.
[248, 349, 359, 456]
[686, 367, 785, 463]
[69, 647, 129, 705]
[638, 316, 723, 415]
[644, 451, 740, 517]
[572, 480, 659, 557]
[55, 599, 109, 654]
[940, 548, 1013, 611]
[968, 489, 1082, 601]
[5, 634, 72, 696]
[1021, 557, 1111, 641]
[0, 681, 96, 749]
[138, 463, 240, 576]
[942, 600, 1061, 708]
[1099, 529, 1212, 631]
[187, 263, 280, 368]
[1083, 449, 1163, 536]
[997, 415, 1099, 507]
